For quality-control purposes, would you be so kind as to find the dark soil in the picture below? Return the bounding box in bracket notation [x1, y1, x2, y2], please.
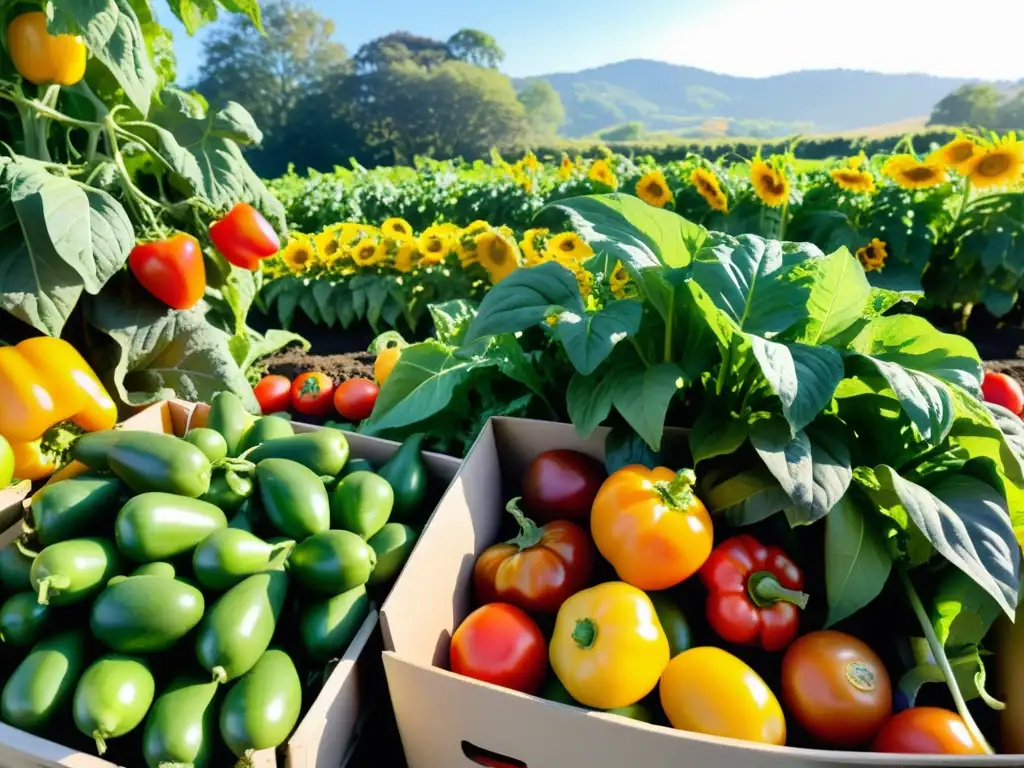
[261, 346, 375, 383]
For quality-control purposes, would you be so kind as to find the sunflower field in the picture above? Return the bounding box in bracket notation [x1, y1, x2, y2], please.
[262, 131, 1024, 333]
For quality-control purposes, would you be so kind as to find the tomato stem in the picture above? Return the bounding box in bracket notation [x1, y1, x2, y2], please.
[747, 571, 809, 610]
[572, 618, 598, 650]
[899, 568, 994, 754]
[504, 497, 543, 551]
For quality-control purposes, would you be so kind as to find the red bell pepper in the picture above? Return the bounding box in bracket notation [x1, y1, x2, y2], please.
[209, 203, 280, 271]
[699, 534, 809, 652]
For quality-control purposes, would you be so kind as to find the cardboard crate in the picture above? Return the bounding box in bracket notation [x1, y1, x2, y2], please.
[0, 399, 460, 768]
[379, 416, 1019, 768]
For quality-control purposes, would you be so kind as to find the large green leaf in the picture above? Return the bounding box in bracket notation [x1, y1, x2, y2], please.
[166, 0, 262, 34]
[541, 193, 707, 270]
[553, 299, 644, 375]
[690, 232, 824, 336]
[931, 569, 1001, 649]
[824, 494, 892, 626]
[52, 0, 157, 115]
[464, 261, 583, 342]
[873, 466, 1020, 618]
[689, 408, 749, 465]
[793, 247, 871, 345]
[610, 362, 684, 451]
[428, 299, 478, 345]
[747, 337, 844, 433]
[566, 370, 615, 438]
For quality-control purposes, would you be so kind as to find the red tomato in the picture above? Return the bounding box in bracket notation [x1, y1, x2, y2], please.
[781, 630, 892, 747]
[450, 603, 547, 695]
[873, 707, 985, 754]
[982, 371, 1024, 416]
[254, 375, 291, 414]
[209, 202, 281, 271]
[128, 234, 206, 310]
[291, 372, 335, 417]
[521, 449, 606, 524]
[334, 378, 379, 421]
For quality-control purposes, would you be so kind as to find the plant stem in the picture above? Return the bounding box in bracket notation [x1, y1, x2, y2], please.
[0, 90, 101, 130]
[955, 179, 972, 223]
[663, 291, 674, 362]
[899, 568, 993, 754]
[715, 337, 732, 396]
[629, 337, 651, 368]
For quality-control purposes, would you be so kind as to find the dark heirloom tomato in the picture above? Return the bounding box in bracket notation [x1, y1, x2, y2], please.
[521, 449, 605, 524]
[873, 707, 985, 754]
[473, 498, 594, 613]
[781, 630, 892, 748]
[450, 603, 547, 695]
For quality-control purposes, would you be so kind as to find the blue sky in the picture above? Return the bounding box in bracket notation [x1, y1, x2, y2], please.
[164, 0, 1024, 86]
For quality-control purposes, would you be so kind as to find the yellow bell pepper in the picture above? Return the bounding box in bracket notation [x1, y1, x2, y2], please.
[549, 581, 669, 710]
[10, 439, 60, 482]
[6, 12, 87, 87]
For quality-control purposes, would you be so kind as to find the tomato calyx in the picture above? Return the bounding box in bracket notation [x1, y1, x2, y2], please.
[299, 376, 323, 396]
[503, 497, 545, 551]
[747, 570, 809, 610]
[653, 468, 697, 509]
[571, 617, 598, 650]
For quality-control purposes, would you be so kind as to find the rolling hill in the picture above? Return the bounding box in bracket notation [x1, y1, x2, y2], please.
[516, 60, 979, 138]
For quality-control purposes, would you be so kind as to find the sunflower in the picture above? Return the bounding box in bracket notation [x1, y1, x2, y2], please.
[855, 238, 888, 273]
[314, 227, 344, 266]
[349, 238, 386, 268]
[545, 232, 594, 264]
[881, 155, 948, 189]
[928, 137, 979, 173]
[963, 135, 1024, 189]
[521, 151, 540, 172]
[749, 156, 790, 207]
[559, 154, 574, 180]
[475, 229, 521, 284]
[520, 227, 551, 265]
[635, 169, 674, 208]
[691, 167, 729, 213]
[417, 224, 453, 265]
[336, 222, 368, 248]
[456, 221, 490, 267]
[280, 234, 315, 274]
[381, 218, 413, 239]
[516, 173, 535, 193]
[588, 159, 618, 189]
[393, 239, 418, 273]
[609, 260, 632, 299]
[575, 268, 595, 299]
[829, 167, 876, 194]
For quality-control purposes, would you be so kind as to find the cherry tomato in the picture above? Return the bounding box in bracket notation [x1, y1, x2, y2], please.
[450, 603, 547, 695]
[873, 707, 985, 754]
[254, 375, 291, 414]
[374, 345, 401, 386]
[291, 372, 335, 417]
[522, 449, 606, 524]
[781, 630, 892, 747]
[209, 202, 281, 271]
[333, 378, 379, 421]
[982, 371, 1024, 416]
[128, 234, 206, 310]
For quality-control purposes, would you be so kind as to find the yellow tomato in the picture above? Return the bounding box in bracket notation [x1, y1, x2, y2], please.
[549, 581, 669, 710]
[660, 647, 786, 745]
[374, 345, 401, 386]
[7, 12, 87, 87]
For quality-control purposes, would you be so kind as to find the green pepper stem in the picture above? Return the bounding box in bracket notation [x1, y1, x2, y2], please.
[572, 618, 598, 650]
[654, 468, 697, 509]
[269, 540, 296, 568]
[93, 731, 108, 756]
[15, 538, 39, 559]
[211, 666, 228, 684]
[503, 497, 544, 551]
[747, 571, 809, 610]
[899, 568, 993, 754]
[36, 575, 70, 606]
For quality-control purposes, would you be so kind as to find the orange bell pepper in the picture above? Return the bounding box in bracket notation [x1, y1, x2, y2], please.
[7, 12, 87, 87]
[0, 338, 117, 480]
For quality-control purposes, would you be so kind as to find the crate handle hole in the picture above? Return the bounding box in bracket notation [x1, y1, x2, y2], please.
[461, 740, 527, 767]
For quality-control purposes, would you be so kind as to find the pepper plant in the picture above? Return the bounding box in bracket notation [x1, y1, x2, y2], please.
[0, 0, 304, 413]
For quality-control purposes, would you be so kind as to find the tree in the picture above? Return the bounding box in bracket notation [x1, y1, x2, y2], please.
[354, 32, 451, 74]
[447, 29, 505, 69]
[997, 89, 1024, 130]
[517, 79, 565, 138]
[928, 84, 1001, 128]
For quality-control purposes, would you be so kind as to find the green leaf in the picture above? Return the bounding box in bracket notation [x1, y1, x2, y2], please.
[428, 299, 477, 345]
[932, 569, 1001, 648]
[166, 0, 218, 35]
[748, 337, 844, 433]
[490, 335, 548, 403]
[567, 371, 615, 438]
[690, 232, 824, 336]
[605, 428, 661, 475]
[611, 363, 684, 451]
[541, 193, 707, 270]
[689, 409, 749, 465]
[702, 466, 792, 525]
[846, 316, 984, 442]
[824, 495, 893, 626]
[52, 0, 157, 115]
[464, 261, 583, 342]
[553, 299, 644, 375]
[873, 466, 1020, 618]
[794, 247, 871, 345]
[311, 280, 337, 328]
[217, 0, 263, 30]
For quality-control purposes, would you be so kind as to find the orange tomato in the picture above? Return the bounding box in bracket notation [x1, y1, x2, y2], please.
[590, 465, 712, 591]
[873, 707, 986, 755]
[374, 345, 401, 386]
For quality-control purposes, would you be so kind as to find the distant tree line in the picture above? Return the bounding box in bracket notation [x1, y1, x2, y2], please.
[191, 0, 565, 176]
[928, 83, 1024, 132]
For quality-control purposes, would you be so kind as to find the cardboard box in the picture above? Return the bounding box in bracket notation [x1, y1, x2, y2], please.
[0, 399, 460, 768]
[380, 416, 1018, 768]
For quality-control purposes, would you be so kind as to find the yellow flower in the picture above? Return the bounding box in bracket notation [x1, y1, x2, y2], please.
[516, 174, 535, 193]
[749, 156, 790, 207]
[520, 227, 551, 265]
[475, 229, 521, 284]
[588, 159, 618, 189]
[575, 269, 595, 298]
[635, 169, 673, 208]
[830, 167, 876, 194]
[417, 224, 453, 265]
[691, 167, 729, 213]
[349, 237, 386, 268]
[393, 239, 418, 273]
[336, 223, 366, 248]
[559, 154, 574, 180]
[609, 261, 631, 299]
[881, 155, 948, 189]
[382, 217, 413, 239]
[314, 227, 344, 265]
[963, 135, 1024, 189]
[456, 222, 489, 267]
[855, 238, 888, 273]
[847, 152, 868, 170]
[928, 137, 979, 173]
[280, 235, 315, 274]
[545, 232, 594, 263]
[522, 151, 540, 172]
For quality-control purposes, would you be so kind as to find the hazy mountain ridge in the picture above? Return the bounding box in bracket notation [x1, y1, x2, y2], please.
[516, 59, 986, 138]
